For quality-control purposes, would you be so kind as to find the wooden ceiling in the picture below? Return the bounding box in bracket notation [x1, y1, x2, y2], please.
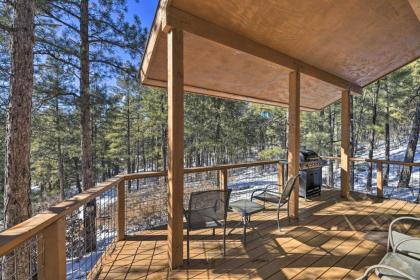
[141, 0, 420, 111]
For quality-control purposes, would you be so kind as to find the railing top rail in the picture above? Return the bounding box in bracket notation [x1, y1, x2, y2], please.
[364, 159, 420, 167]
[185, 159, 283, 173]
[120, 160, 284, 180]
[321, 156, 420, 167]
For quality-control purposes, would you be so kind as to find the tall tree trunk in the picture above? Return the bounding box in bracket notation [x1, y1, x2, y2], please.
[55, 96, 65, 200]
[126, 89, 131, 190]
[3, 0, 35, 278]
[398, 91, 420, 191]
[349, 95, 355, 190]
[367, 81, 380, 191]
[74, 158, 82, 193]
[79, 0, 96, 252]
[353, 95, 366, 157]
[142, 140, 146, 171]
[80, 0, 93, 192]
[318, 109, 324, 152]
[384, 79, 391, 186]
[160, 94, 167, 170]
[136, 138, 140, 189]
[328, 106, 334, 187]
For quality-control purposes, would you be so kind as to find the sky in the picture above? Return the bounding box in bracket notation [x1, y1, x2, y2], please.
[127, 0, 159, 31]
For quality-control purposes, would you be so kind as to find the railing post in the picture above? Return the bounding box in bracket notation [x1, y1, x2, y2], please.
[277, 162, 284, 192]
[40, 217, 66, 280]
[288, 71, 300, 219]
[117, 179, 126, 241]
[377, 161, 383, 198]
[219, 168, 228, 191]
[341, 90, 350, 199]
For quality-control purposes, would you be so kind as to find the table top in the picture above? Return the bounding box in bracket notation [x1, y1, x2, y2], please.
[229, 199, 265, 216]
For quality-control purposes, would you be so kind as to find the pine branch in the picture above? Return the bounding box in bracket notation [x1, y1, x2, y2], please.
[90, 58, 136, 78]
[48, 2, 80, 20]
[35, 50, 80, 70]
[36, 37, 79, 57]
[89, 36, 135, 49]
[0, 21, 13, 33]
[39, 11, 80, 33]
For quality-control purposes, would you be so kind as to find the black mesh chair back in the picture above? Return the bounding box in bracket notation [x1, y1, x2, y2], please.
[185, 189, 232, 262]
[187, 189, 231, 229]
[280, 175, 299, 205]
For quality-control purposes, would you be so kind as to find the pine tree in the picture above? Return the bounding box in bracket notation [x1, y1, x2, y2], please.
[2, 0, 35, 278]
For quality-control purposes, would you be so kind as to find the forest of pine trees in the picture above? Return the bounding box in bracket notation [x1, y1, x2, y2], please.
[0, 0, 419, 230]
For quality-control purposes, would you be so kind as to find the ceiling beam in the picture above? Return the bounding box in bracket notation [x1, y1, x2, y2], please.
[143, 77, 319, 112]
[139, 0, 170, 84]
[162, 7, 363, 95]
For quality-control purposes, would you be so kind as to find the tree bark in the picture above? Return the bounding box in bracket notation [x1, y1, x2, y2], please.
[398, 90, 420, 190]
[349, 95, 355, 190]
[126, 89, 131, 190]
[160, 93, 167, 170]
[384, 79, 391, 186]
[73, 158, 82, 193]
[55, 95, 65, 200]
[367, 81, 380, 191]
[328, 106, 335, 187]
[3, 0, 35, 278]
[318, 109, 324, 151]
[79, 0, 96, 252]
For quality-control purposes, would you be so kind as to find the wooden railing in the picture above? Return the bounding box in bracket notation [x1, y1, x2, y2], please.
[0, 159, 284, 280]
[321, 156, 420, 199]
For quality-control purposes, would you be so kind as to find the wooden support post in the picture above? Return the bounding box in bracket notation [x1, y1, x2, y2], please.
[117, 180, 125, 241]
[377, 161, 383, 198]
[341, 90, 350, 199]
[219, 168, 228, 191]
[277, 162, 284, 192]
[288, 71, 300, 219]
[167, 27, 184, 269]
[41, 218, 66, 280]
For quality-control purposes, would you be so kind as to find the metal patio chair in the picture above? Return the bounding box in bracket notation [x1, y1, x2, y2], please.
[356, 252, 420, 280]
[357, 216, 420, 280]
[251, 175, 299, 230]
[387, 216, 420, 259]
[184, 189, 231, 262]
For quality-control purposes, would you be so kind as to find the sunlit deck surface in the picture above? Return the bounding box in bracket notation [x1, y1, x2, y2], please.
[97, 189, 419, 279]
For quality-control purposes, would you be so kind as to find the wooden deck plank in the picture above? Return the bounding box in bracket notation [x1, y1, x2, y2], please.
[288, 198, 402, 280]
[247, 197, 399, 279]
[95, 189, 420, 280]
[317, 199, 410, 279]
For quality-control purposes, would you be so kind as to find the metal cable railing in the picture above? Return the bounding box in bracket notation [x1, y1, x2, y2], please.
[227, 163, 278, 201]
[0, 236, 40, 280]
[321, 156, 420, 202]
[65, 187, 117, 280]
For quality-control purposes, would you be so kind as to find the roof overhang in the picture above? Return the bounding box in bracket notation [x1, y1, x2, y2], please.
[140, 0, 420, 111]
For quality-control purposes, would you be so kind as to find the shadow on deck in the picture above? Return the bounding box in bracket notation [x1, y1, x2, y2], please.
[95, 189, 419, 279]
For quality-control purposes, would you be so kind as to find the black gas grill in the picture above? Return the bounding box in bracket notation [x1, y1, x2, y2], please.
[299, 149, 325, 199]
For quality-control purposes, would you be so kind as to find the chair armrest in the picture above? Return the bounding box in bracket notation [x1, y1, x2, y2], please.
[251, 184, 282, 200]
[393, 237, 420, 253]
[183, 209, 190, 221]
[388, 216, 420, 251]
[251, 188, 266, 200]
[356, 264, 417, 280]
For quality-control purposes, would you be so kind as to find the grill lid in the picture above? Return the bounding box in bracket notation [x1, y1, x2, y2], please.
[300, 149, 320, 162]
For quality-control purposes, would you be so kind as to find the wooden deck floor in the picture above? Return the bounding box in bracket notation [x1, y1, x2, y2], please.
[96, 189, 420, 279]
